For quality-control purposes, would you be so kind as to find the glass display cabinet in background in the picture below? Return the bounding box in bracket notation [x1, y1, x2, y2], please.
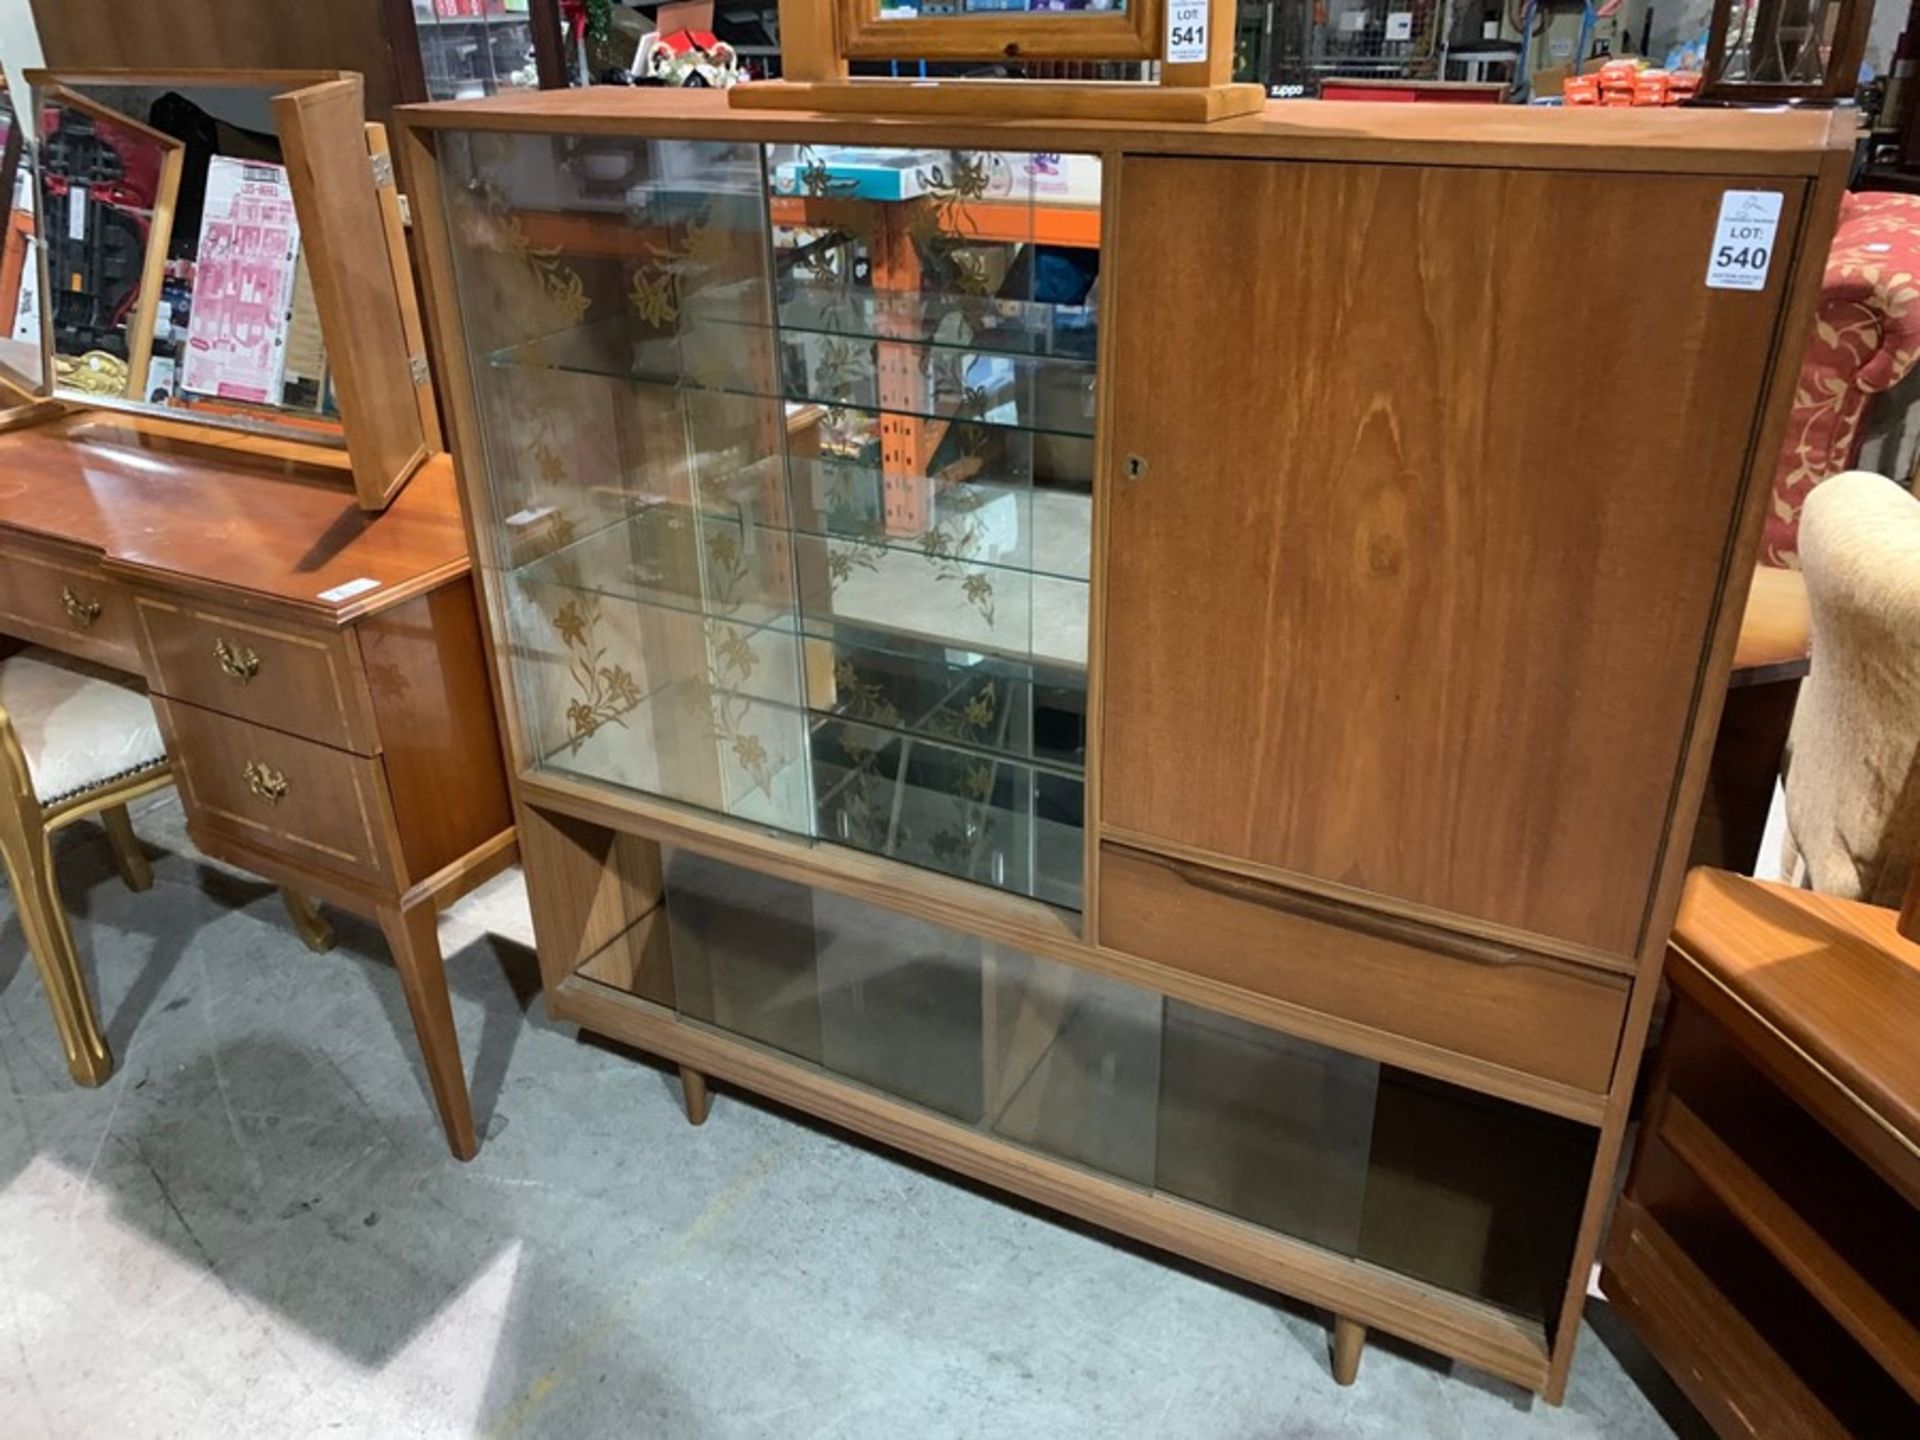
[439, 135, 1098, 909]
[402, 0, 567, 100]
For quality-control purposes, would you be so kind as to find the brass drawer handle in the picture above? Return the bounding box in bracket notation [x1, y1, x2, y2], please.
[244, 760, 289, 804]
[61, 585, 101, 628]
[215, 637, 261, 683]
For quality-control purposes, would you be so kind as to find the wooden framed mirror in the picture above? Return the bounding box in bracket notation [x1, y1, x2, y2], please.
[0, 70, 59, 422]
[731, 0, 1255, 119]
[25, 69, 437, 510]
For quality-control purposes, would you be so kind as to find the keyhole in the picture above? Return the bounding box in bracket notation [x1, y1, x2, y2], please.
[1125, 454, 1147, 482]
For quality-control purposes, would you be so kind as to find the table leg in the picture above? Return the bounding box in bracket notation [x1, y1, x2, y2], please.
[279, 887, 336, 954]
[375, 896, 477, 1161]
[679, 1064, 712, 1126]
[1331, 1315, 1366, 1386]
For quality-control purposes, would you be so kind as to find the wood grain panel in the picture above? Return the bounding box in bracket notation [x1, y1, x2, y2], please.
[1659, 1096, 1920, 1403]
[275, 77, 430, 511]
[136, 594, 379, 753]
[518, 802, 669, 999]
[29, 0, 406, 125]
[1600, 1198, 1849, 1440]
[0, 419, 470, 624]
[1101, 157, 1802, 955]
[399, 86, 1849, 182]
[1100, 844, 1627, 1092]
[1669, 869, 1920, 1198]
[354, 577, 513, 886]
[0, 533, 139, 670]
[157, 697, 397, 884]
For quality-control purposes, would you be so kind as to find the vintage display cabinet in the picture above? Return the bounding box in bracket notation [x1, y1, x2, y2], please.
[399, 89, 1849, 1396]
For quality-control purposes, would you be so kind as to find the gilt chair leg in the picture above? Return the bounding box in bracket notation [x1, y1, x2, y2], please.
[0, 822, 112, 1085]
[100, 804, 152, 893]
[1331, 1315, 1367, 1387]
[279, 887, 336, 954]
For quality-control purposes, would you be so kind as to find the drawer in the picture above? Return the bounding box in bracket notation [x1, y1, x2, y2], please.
[136, 595, 378, 754]
[0, 535, 140, 670]
[1098, 843, 1629, 1093]
[159, 698, 397, 885]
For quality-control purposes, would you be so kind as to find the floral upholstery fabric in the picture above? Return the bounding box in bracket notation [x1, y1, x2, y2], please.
[0, 647, 165, 806]
[1765, 192, 1920, 569]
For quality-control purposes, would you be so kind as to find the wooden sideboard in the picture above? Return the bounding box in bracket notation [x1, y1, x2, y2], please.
[0, 412, 513, 1158]
[1602, 870, 1920, 1435]
[399, 93, 1853, 1398]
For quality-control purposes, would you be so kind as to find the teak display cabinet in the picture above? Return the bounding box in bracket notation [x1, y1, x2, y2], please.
[399, 89, 1851, 1400]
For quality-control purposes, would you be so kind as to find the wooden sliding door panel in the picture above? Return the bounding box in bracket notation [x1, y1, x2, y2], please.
[1101, 157, 1802, 955]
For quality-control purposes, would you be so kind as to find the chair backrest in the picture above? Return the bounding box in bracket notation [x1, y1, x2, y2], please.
[1786, 470, 1920, 908]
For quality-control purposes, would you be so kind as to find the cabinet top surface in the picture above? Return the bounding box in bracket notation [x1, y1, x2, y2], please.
[397, 88, 1852, 175]
[0, 415, 469, 621]
[1672, 869, 1920, 1162]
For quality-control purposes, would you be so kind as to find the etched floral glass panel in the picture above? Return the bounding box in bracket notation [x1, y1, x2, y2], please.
[438, 134, 1098, 906]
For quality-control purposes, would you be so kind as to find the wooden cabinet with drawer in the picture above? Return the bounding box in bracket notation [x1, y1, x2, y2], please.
[402, 92, 1853, 1403]
[0, 425, 515, 1162]
[136, 572, 514, 1166]
[0, 533, 139, 670]
[136, 596, 381, 754]
[156, 698, 398, 885]
[1098, 844, 1630, 1095]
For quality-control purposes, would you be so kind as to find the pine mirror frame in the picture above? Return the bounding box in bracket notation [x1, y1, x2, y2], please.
[835, 0, 1163, 63]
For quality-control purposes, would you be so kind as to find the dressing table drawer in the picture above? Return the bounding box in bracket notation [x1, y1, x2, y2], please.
[157, 698, 397, 886]
[1098, 843, 1629, 1094]
[0, 535, 140, 670]
[137, 596, 379, 754]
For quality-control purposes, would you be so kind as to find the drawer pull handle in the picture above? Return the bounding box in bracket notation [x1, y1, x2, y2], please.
[215, 638, 261, 683]
[1151, 850, 1539, 972]
[61, 585, 101, 628]
[244, 760, 289, 804]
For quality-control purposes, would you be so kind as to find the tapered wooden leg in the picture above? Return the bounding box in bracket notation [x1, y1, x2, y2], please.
[679, 1064, 712, 1126]
[279, 887, 335, 954]
[99, 804, 152, 893]
[1331, 1315, 1366, 1386]
[375, 897, 477, 1161]
[0, 821, 111, 1086]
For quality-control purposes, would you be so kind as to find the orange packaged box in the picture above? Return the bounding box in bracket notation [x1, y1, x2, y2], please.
[1563, 74, 1601, 105]
[1633, 68, 1670, 105]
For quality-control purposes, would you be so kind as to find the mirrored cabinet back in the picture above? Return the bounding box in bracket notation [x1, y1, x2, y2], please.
[398, 90, 1854, 1403]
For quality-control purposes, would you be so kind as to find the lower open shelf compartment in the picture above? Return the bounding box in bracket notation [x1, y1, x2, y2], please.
[530, 818, 1597, 1391]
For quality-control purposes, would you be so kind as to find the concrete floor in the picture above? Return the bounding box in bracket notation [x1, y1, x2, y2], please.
[0, 791, 1710, 1438]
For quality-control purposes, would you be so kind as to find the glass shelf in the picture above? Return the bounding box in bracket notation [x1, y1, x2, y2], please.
[723, 280, 1099, 362]
[790, 453, 1092, 584]
[508, 498, 1089, 670]
[486, 316, 1098, 441]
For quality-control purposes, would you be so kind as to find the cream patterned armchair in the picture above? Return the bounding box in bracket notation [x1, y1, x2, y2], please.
[1781, 471, 1920, 905]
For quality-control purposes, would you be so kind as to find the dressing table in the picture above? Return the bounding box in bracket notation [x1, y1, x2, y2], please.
[0, 414, 512, 1158]
[0, 68, 512, 1159]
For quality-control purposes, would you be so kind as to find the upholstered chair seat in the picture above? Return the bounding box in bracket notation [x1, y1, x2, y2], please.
[0, 648, 167, 806]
